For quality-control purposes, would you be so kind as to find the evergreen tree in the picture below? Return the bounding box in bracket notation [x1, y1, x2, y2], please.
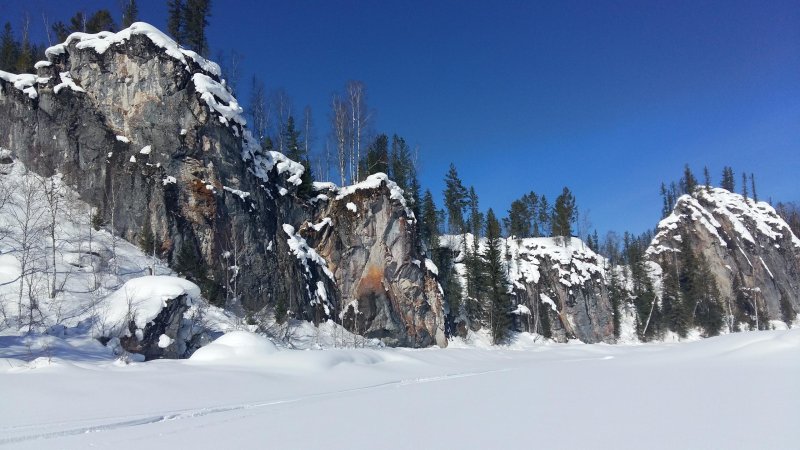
[606, 270, 624, 339]
[274, 295, 288, 324]
[720, 167, 734, 191]
[680, 164, 697, 195]
[407, 171, 421, 221]
[467, 187, 482, 238]
[660, 253, 689, 337]
[69, 12, 86, 33]
[538, 195, 550, 236]
[750, 173, 758, 203]
[742, 172, 748, 201]
[524, 192, 540, 236]
[482, 209, 511, 344]
[85, 10, 116, 33]
[283, 116, 313, 197]
[167, 0, 185, 43]
[14, 27, 32, 73]
[443, 164, 468, 233]
[0, 23, 18, 72]
[389, 134, 410, 188]
[363, 134, 389, 176]
[703, 166, 711, 192]
[122, 0, 139, 28]
[552, 187, 576, 245]
[506, 199, 530, 239]
[184, 0, 212, 56]
[51, 21, 69, 42]
[419, 190, 439, 252]
[139, 220, 156, 255]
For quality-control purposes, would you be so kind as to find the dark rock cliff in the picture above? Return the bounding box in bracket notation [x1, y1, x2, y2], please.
[0, 23, 445, 347]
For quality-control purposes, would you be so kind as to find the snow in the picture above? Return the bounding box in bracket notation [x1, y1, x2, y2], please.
[139, 145, 152, 155]
[103, 276, 200, 332]
[162, 176, 177, 185]
[331, 173, 414, 218]
[0, 70, 39, 99]
[511, 304, 531, 315]
[540, 293, 558, 312]
[346, 201, 357, 212]
[192, 73, 246, 127]
[115, 135, 130, 143]
[310, 217, 332, 231]
[282, 224, 335, 281]
[424, 258, 439, 276]
[222, 186, 250, 200]
[0, 329, 797, 449]
[53, 71, 85, 94]
[189, 331, 277, 363]
[157, 334, 173, 349]
[129, 155, 136, 163]
[44, 22, 221, 77]
[33, 60, 52, 69]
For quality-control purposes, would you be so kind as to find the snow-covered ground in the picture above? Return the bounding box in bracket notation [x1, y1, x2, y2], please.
[1, 328, 797, 449]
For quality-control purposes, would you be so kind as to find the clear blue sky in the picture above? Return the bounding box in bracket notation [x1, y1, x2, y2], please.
[3, 0, 799, 237]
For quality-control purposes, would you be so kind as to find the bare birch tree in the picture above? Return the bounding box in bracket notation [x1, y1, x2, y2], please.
[330, 93, 349, 185]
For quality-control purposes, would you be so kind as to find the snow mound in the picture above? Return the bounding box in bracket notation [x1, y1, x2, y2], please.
[192, 73, 246, 126]
[104, 276, 200, 331]
[189, 331, 277, 363]
[0, 71, 40, 99]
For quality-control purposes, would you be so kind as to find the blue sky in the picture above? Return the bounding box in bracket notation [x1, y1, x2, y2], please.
[3, 0, 799, 236]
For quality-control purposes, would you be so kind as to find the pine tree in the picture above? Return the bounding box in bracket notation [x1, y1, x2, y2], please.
[443, 164, 468, 233]
[703, 166, 711, 192]
[85, 10, 116, 33]
[742, 172, 748, 201]
[506, 199, 530, 239]
[121, 0, 139, 28]
[184, 0, 211, 56]
[363, 134, 389, 176]
[419, 190, 439, 252]
[680, 164, 697, 195]
[538, 195, 550, 236]
[552, 187, 576, 246]
[750, 173, 758, 203]
[51, 21, 69, 42]
[721, 166, 735, 191]
[167, 0, 185, 43]
[482, 209, 511, 344]
[0, 23, 18, 72]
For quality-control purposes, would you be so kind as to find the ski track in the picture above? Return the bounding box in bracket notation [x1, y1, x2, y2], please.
[0, 368, 509, 446]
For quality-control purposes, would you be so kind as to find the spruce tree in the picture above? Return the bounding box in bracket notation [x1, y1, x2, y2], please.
[680, 164, 697, 195]
[703, 166, 711, 192]
[122, 0, 139, 28]
[85, 10, 116, 33]
[506, 199, 530, 239]
[167, 0, 185, 43]
[750, 173, 758, 203]
[0, 23, 17, 72]
[742, 172, 748, 201]
[482, 209, 511, 344]
[443, 164, 468, 233]
[721, 167, 735, 191]
[364, 134, 389, 176]
[184, 0, 212, 56]
[552, 187, 576, 246]
[538, 195, 550, 236]
[419, 190, 439, 252]
[51, 22, 69, 42]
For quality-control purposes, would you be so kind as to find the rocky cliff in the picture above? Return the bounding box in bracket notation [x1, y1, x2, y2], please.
[647, 187, 800, 328]
[440, 235, 615, 343]
[0, 23, 444, 347]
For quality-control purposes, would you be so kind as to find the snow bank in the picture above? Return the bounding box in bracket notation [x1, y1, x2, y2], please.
[189, 331, 277, 363]
[104, 276, 200, 331]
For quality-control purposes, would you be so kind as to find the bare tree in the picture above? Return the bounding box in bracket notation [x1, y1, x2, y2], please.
[249, 76, 270, 147]
[330, 93, 349, 185]
[269, 88, 293, 154]
[302, 105, 314, 161]
[345, 80, 369, 182]
[7, 172, 47, 330]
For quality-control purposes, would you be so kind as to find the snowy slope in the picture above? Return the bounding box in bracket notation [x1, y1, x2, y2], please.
[0, 157, 235, 360]
[0, 328, 797, 449]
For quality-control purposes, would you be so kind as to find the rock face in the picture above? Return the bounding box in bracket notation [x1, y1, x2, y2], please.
[308, 175, 446, 347]
[647, 188, 800, 327]
[0, 23, 445, 347]
[441, 235, 615, 343]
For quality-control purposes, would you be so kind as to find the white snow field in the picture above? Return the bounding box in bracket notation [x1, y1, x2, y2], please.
[1, 328, 798, 450]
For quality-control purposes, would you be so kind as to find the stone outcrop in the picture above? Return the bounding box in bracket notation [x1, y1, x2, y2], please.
[647, 187, 800, 327]
[0, 23, 445, 347]
[307, 175, 446, 347]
